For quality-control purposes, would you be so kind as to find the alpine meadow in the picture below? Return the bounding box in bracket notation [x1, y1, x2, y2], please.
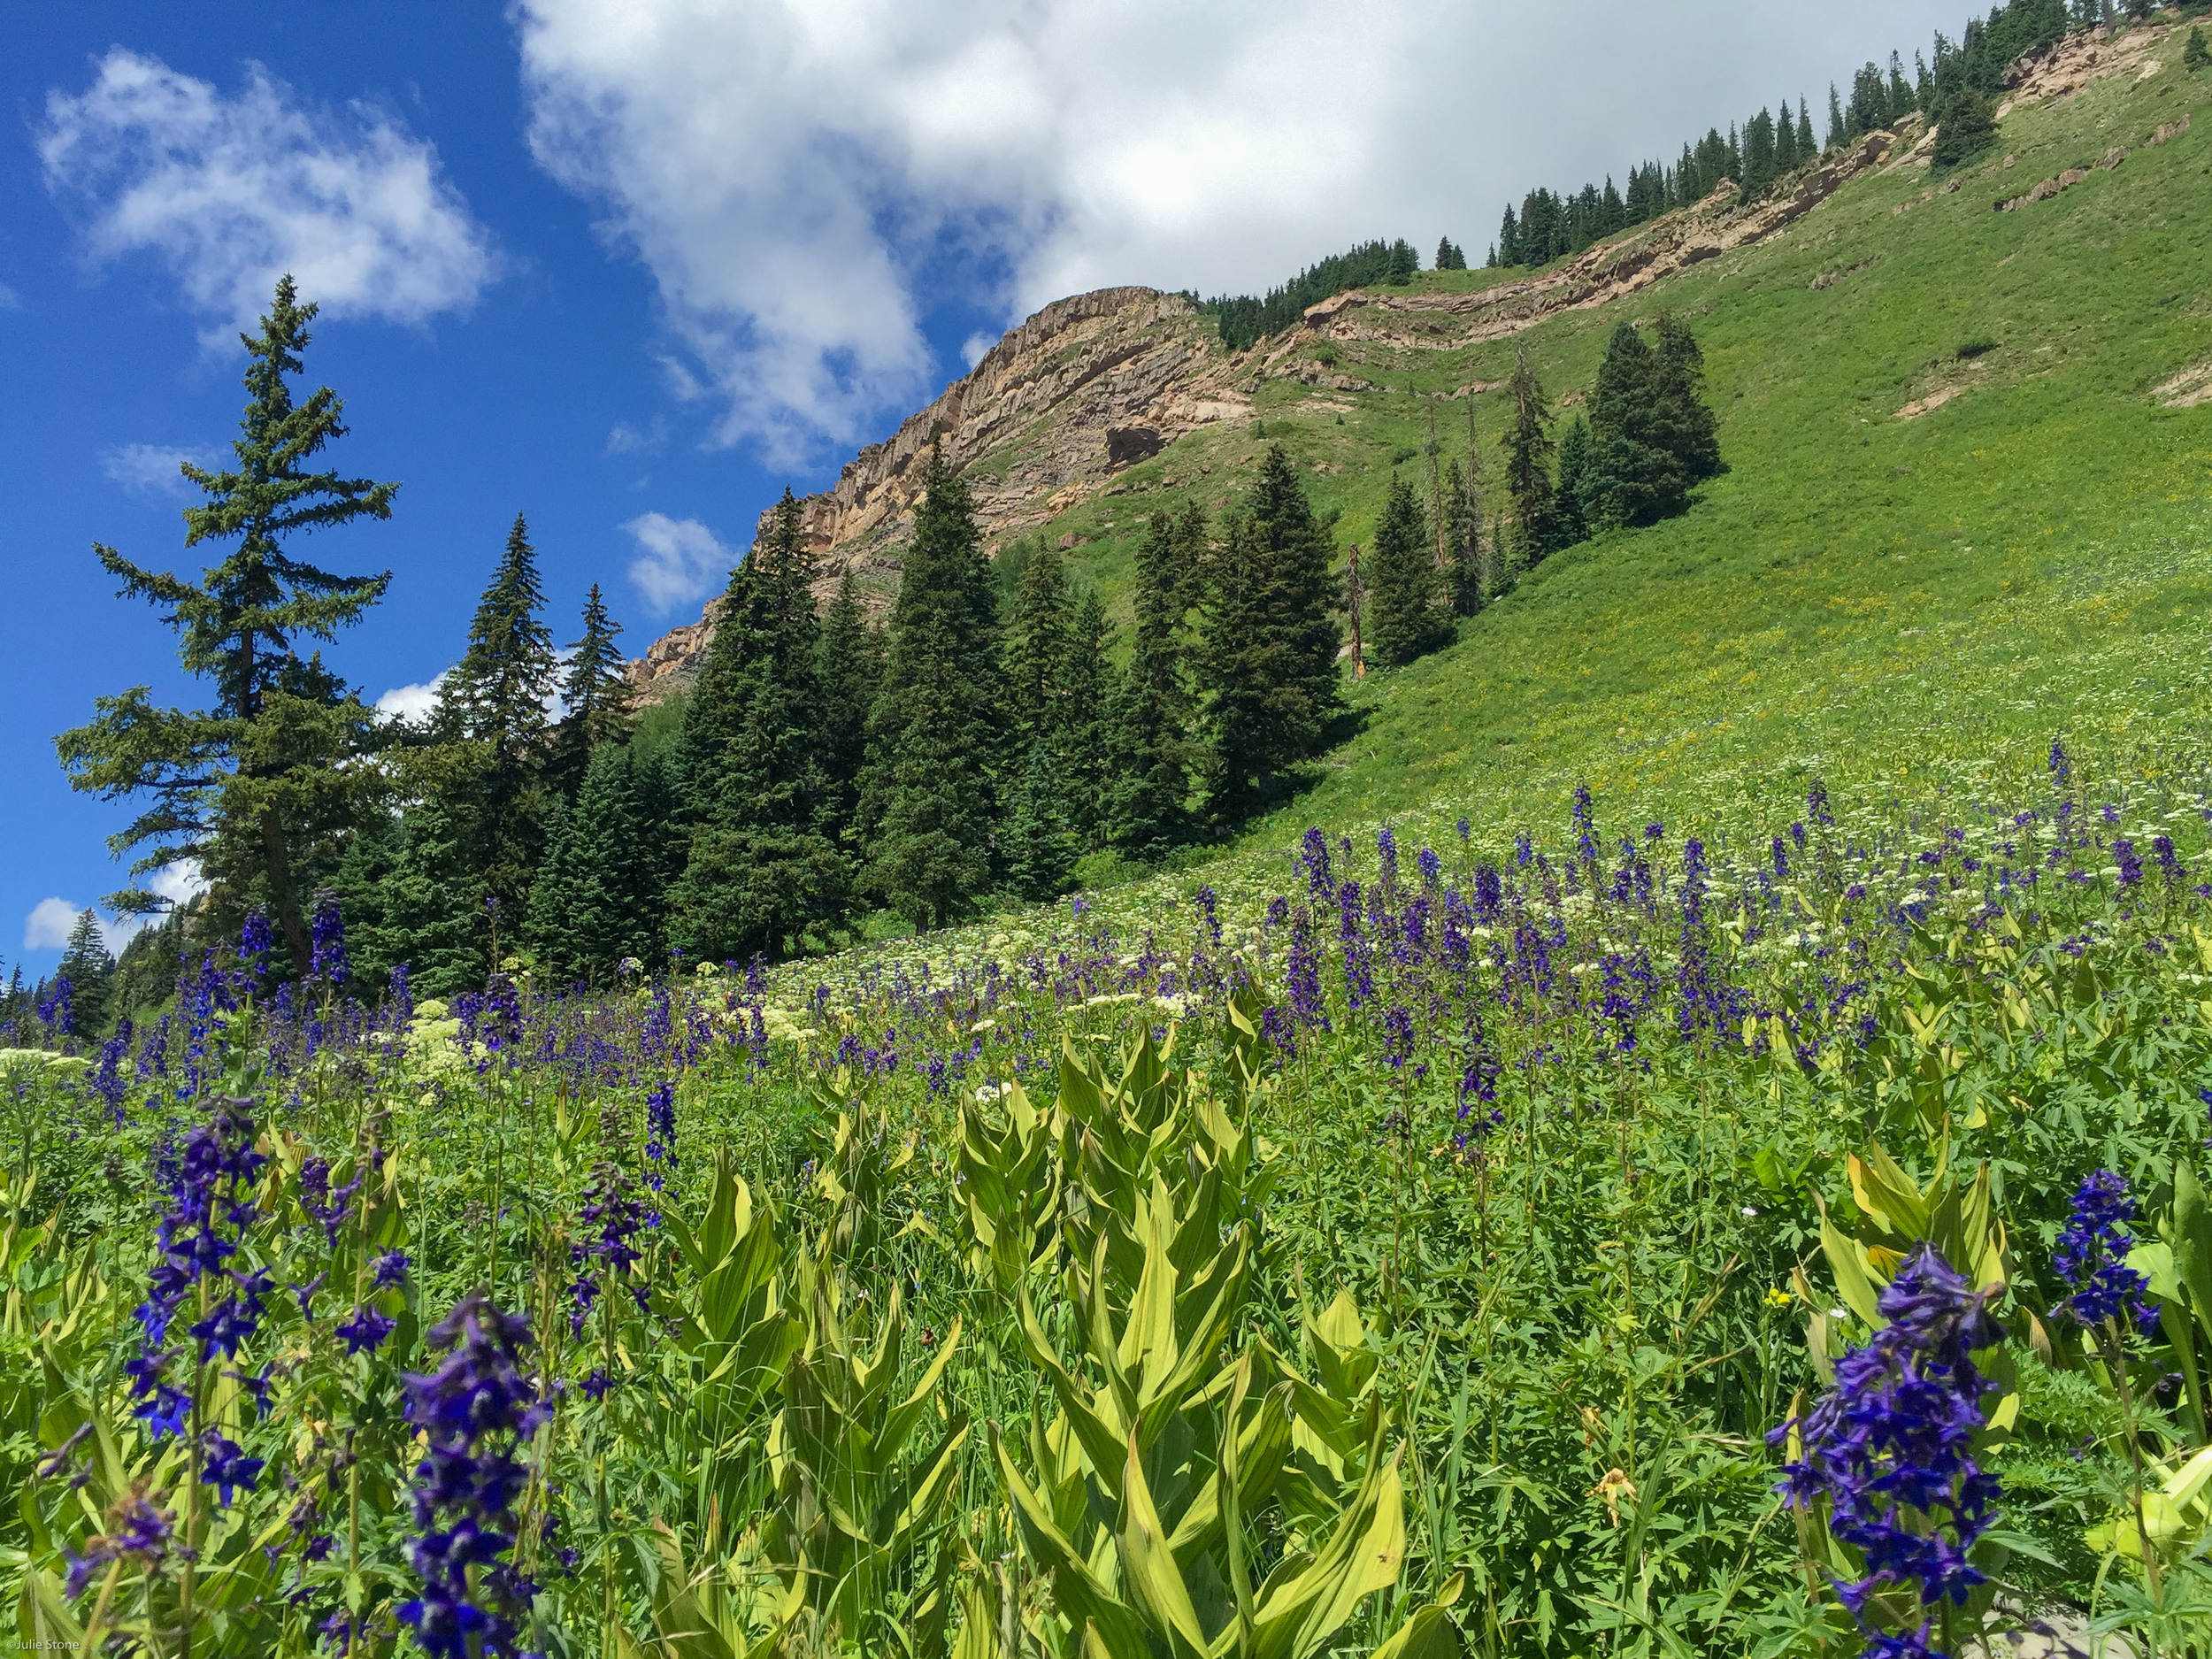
[17, 5, 2212, 1657]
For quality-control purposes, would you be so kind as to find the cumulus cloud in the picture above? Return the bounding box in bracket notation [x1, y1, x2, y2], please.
[20, 864, 203, 955]
[40, 49, 496, 342]
[605, 417, 667, 456]
[515, 0, 1954, 458]
[375, 672, 448, 725]
[0, 282, 20, 311]
[623, 511, 733, 614]
[102, 442, 221, 498]
[24, 898, 83, 952]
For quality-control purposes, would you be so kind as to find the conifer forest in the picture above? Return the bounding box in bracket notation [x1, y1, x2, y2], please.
[11, 1, 2212, 1655]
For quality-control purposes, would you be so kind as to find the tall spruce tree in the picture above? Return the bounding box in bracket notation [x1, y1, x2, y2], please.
[1555, 415, 1594, 546]
[528, 741, 671, 982]
[1003, 741, 1080, 901]
[58, 910, 114, 1036]
[1500, 346, 1559, 567]
[435, 512, 559, 922]
[1366, 473, 1448, 668]
[857, 452, 1004, 932]
[1110, 507, 1202, 859]
[1060, 586, 1114, 850]
[1200, 446, 1342, 822]
[1441, 457, 1486, 618]
[672, 491, 848, 961]
[549, 584, 631, 800]
[815, 569, 883, 846]
[1583, 322, 1683, 529]
[57, 275, 396, 971]
[1653, 313, 1724, 488]
[1004, 539, 1074, 765]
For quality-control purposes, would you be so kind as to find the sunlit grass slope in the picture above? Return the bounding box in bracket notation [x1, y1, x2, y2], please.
[1034, 19, 2211, 876]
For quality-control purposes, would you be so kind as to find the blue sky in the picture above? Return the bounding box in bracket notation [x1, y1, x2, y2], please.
[4, 0, 1962, 974]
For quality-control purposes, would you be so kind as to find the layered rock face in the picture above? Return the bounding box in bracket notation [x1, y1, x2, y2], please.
[626, 287, 1250, 702]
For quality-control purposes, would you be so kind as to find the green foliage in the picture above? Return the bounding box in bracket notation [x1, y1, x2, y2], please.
[527, 741, 679, 982]
[816, 569, 883, 844]
[1367, 473, 1448, 669]
[1578, 316, 1723, 532]
[56, 911, 113, 1038]
[550, 582, 633, 801]
[674, 491, 850, 962]
[1110, 507, 1204, 860]
[1002, 741, 1080, 902]
[435, 512, 560, 926]
[55, 274, 396, 970]
[1201, 448, 1344, 823]
[1932, 86, 2000, 170]
[2185, 27, 2208, 72]
[1203, 241, 1425, 350]
[859, 453, 1004, 932]
[1499, 348, 1558, 565]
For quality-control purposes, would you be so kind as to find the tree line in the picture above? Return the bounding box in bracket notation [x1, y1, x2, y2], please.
[47, 278, 1723, 1023]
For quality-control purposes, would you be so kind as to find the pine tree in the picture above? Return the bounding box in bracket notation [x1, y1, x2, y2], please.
[58, 910, 114, 1036]
[1776, 96, 1801, 170]
[1555, 415, 1594, 546]
[1003, 741, 1079, 901]
[816, 569, 882, 845]
[1653, 313, 1724, 488]
[436, 512, 559, 923]
[1826, 84, 1847, 150]
[1500, 346, 1559, 565]
[1433, 237, 1467, 272]
[1583, 322, 1683, 529]
[1932, 86, 1999, 167]
[57, 275, 396, 972]
[376, 772, 488, 996]
[672, 491, 849, 961]
[1441, 458, 1486, 618]
[1004, 540, 1074, 764]
[1798, 100, 1817, 159]
[1385, 239, 1418, 284]
[858, 451, 1004, 932]
[549, 584, 631, 800]
[2187, 27, 2209, 73]
[1109, 508, 1202, 859]
[1200, 447, 1342, 821]
[528, 741, 672, 982]
[1060, 587, 1113, 850]
[1367, 473, 1447, 668]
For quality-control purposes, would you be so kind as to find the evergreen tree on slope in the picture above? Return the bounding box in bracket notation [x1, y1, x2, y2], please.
[672, 491, 848, 961]
[1202, 447, 1341, 823]
[56, 275, 396, 972]
[816, 569, 883, 847]
[1110, 506, 1203, 859]
[858, 452, 1004, 932]
[1367, 473, 1448, 668]
[1004, 540, 1074, 766]
[549, 583, 631, 800]
[1003, 741, 1079, 901]
[435, 512, 558, 922]
[1060, 585, 1114, 851]
[1500, 347, 1559, 566]
[58, 910, 114, 1037]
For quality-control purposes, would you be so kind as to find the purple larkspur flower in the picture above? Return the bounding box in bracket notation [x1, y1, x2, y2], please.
[2054, 1171, 2157, 1333]
[1773, 1245, 2002, 1655]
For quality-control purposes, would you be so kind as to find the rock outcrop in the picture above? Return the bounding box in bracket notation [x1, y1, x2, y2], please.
[627, 287, 1253, 701]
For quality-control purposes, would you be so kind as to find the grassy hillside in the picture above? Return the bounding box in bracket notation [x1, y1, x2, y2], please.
[1031, 19, 2210, 873]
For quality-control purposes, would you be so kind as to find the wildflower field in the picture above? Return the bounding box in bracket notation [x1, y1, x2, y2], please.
[14, 734, 2212, 1657]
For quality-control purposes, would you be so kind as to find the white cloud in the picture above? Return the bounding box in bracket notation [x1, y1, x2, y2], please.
[26, 864, 208, 956]
[40, 49, 496, 342]
[375, 672, 448, 725]
[25, 898, 82, 952]
[623, 511, 732, 614]
[0, 282, 20, 311]
[960, 332, 995, 371]
[517, 0, 1961, 458]
[102, 442, 220, 498]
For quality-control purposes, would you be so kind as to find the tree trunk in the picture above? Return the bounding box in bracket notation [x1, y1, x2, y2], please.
[259, 809, 311, 973]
